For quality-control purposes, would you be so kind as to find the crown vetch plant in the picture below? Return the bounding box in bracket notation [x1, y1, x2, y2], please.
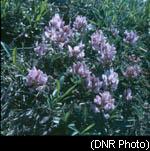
[1, 0, 149, 136]
[31, 13, 142, 119]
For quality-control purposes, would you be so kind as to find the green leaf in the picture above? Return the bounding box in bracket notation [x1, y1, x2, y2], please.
[53, 83, 77, 103]
[52, 80, 61, 98]
[1, 41, 11, 57]
[72, 131, 79, 136]
[59, 75, 65, 87]
[40, 0, 47, 14]
[52, 89, 58, 97]
[35, 14, 42, 22]
[80, 123, 95, 135]
[35, 0, 47, 22]
[68, 123, 79, 135]
[12, 47, 17, 64]
[59, 84, 77, 102]
[56, 79, 60, 97]
[63, 111, 70, 123]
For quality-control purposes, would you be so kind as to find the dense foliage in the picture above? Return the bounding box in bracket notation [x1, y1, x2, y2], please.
[1, 0, 150, 135]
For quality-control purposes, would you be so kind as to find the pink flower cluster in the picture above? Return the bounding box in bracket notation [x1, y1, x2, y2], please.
[45, 14, 73, 48]
[85, 75, 102, 93]
[71, 62, 104, 93]
[123, 30, 139, 44]
[99, 43, 116, 64]
[34, 14, 88, 55]
[31, 14, 141, 114]
[90, 29, 120, 113]
[91, 30, 107, 51]
[34, 42, 48, 56]
[68, 42, 85, 60]
[73, 15, 87, 31]
[91, 30, 116, 64]
[67, 21, 120, 113]
[26, 67, 48, 87]
[94, 91, 115, 112]
[71, 62, 91, 78]
[123, 65, 141, 78]
[102, 68, 119, 91]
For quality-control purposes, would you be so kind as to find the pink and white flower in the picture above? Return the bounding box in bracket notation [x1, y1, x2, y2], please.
[123, 65, 141, 78]
[102, 68, 119, 91]
[94, 91, 115, 111]
[123, 30, 139, 44]
[68, 42, 85, 60]
[91, 30, 107, 51]
[26, 67, 48, 87]
[85, 75, 102, 93]
[73, 15, 87, 31]
[71, 62, 91, 78]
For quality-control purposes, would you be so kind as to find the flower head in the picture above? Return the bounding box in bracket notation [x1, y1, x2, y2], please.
[85, 75, 102, 93]
[123, 30, 139, 44]
[71, 62, 91, 78]
[102, 68, 119, 91]
[94, 95, 102, 105]
[91, 30, 107, 51]
[123, 65, 141, 78]
[34, 42, 48, 56]
[94, 91, 115, 111]
[99, 43, 116, 64]
[73, 15, 87, 31]
[68, 42, 85, 60]
[26, 67, 48, 87]
[45, 14, 73, 48]
[49, 14, 64, 29]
